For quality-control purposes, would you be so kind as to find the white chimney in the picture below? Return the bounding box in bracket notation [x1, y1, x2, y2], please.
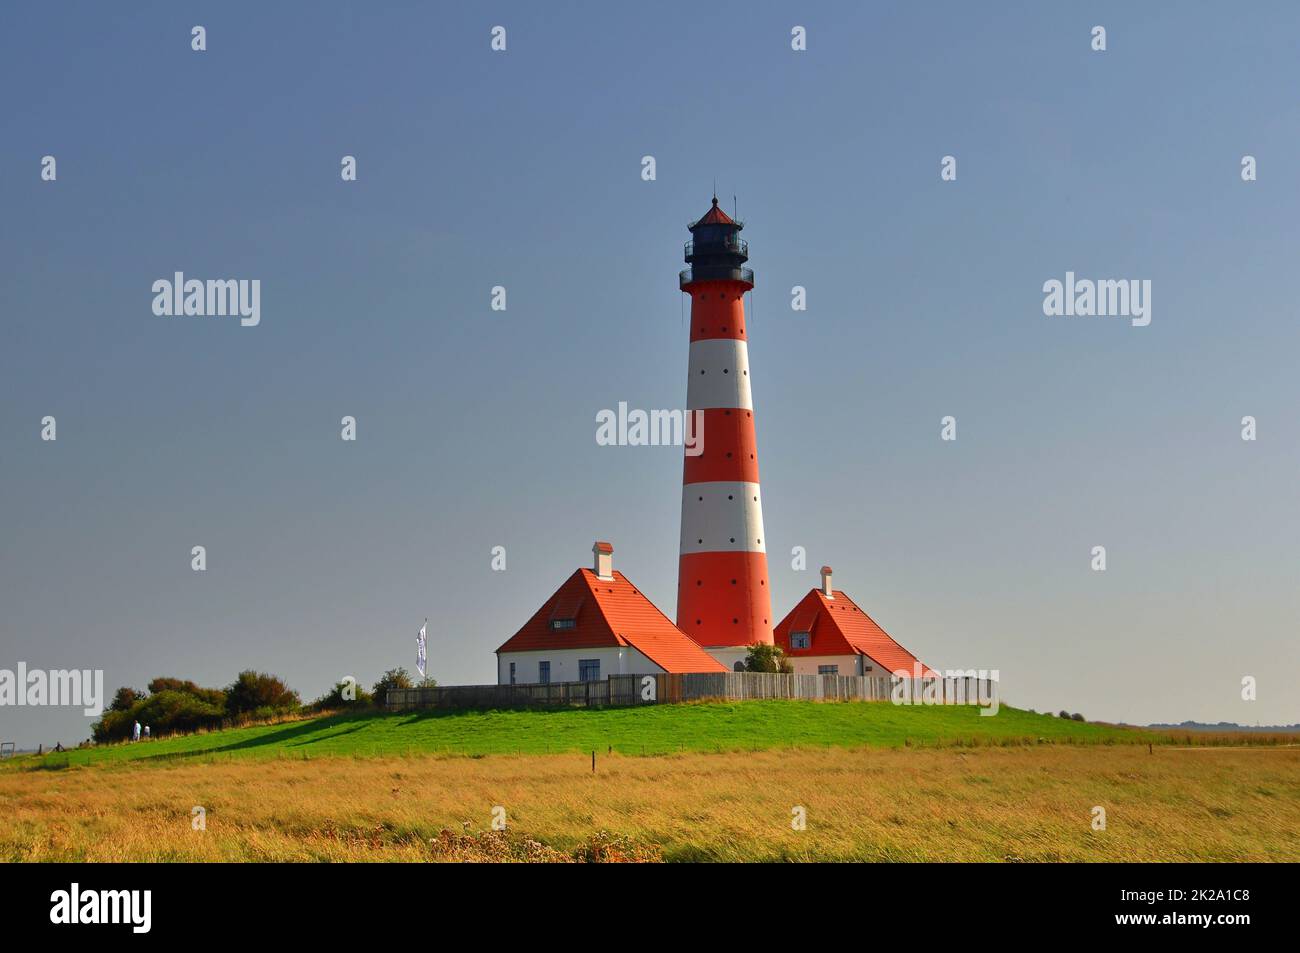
[593, 541, 614, 580]
[820, 565, 834, 598]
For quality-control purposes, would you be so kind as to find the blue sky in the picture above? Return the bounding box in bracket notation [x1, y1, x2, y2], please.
[2, 1, 1298, 745]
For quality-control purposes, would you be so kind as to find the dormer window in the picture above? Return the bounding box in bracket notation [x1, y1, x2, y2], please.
[551, 619, 576, 631]
[790, 631, 810, 650]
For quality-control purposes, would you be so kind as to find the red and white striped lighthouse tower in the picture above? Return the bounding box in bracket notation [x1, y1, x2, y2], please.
[676, 197, 773, 670]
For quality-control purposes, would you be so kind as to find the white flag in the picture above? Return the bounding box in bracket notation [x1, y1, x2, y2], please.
[416, 621, 427, 678]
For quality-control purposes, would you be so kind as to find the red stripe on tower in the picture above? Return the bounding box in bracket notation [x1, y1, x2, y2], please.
[676, 197, 773, 670]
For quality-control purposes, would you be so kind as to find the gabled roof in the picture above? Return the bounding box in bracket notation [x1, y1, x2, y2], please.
[497, 568, 727, 674]
[774, 588, 935, 676]
[690, 196, 737, 228]
[786, 599, 820, 636]
[548, 586, 586, 626]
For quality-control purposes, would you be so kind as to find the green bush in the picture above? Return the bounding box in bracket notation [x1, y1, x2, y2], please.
[136, 690, 226, 733]
[92, 689, 226, 742]
[308, 679, 376, 711]
[372, 668, 413, 705]
[109, 687, 143, 712]
[744, 643, 793, 674]
[224, 670, 299, 716]
[147, 677, 226, 709]
[92, 708, 135, 742]
[91, 670, 300, 742]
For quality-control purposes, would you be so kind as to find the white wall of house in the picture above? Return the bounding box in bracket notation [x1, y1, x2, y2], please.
[786, 653, 892, 676]
[496, 646, 663, 685]
[704, 645, 752, 672]
[709, 645, 870, 673]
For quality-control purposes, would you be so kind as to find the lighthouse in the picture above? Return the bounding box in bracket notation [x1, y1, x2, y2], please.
[676, 197, 774, 670]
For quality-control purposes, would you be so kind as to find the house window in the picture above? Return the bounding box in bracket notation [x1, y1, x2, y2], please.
[790, 631, 810, 650]
[578, 659, 601, 682]
[818, 665, 839, 675]
[509, 662, 516, 685]
[552, 619, 575, 630]
[538, 661, 551, 685]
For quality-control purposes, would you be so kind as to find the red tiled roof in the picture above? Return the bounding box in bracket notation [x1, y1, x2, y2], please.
[692, 197, 736, 227]
[774, 589, 934, 676]
[497, 568, 726, 674]
[787, 601, 819, 635]
[548, 586, 586, 627]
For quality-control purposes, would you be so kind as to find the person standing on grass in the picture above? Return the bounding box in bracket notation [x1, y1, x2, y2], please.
[144, 725, 150, 740]
[132, 721, 141, 742]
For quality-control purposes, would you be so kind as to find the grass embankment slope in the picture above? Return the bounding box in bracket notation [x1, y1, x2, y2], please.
[16, 701, 1151, 768]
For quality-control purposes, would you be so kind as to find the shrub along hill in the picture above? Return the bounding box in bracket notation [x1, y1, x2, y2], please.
[12, 701, 1164, 769]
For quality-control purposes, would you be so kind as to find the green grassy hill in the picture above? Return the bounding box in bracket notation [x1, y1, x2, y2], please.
[14, 701, 1155, 769]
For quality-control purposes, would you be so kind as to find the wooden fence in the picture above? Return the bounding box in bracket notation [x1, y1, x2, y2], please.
[384, 672, 997, 712]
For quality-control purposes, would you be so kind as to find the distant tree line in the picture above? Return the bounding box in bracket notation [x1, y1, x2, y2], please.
[91, 667, 436, 743]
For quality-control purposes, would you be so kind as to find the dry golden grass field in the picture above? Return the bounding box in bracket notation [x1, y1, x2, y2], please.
[3, 744, 1298, 862]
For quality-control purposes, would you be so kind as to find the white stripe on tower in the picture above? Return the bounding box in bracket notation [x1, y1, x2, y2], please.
[679, 481, 766, 554]
[686, 338, 753, 410]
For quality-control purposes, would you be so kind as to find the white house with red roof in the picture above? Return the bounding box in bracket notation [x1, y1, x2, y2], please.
[495, 542, 727, 685]
[773, 566, 933, 677]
